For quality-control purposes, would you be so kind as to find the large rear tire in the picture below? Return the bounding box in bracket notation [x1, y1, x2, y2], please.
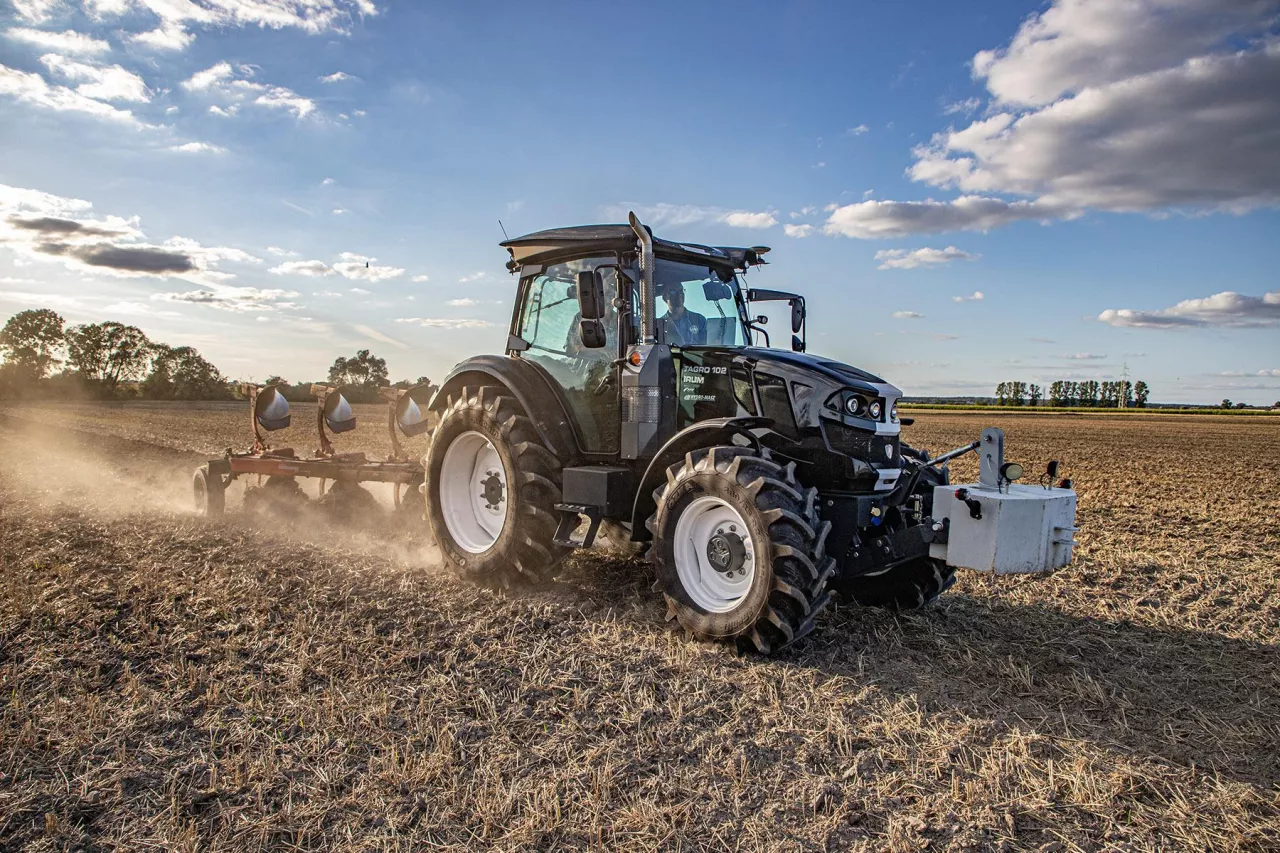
[649, 446, 833, 654]
[425, 385, 569, 589]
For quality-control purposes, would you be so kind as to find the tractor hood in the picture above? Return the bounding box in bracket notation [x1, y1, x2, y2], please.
[739, 348, 890, 393]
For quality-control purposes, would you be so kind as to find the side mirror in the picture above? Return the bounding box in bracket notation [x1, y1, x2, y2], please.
[791, 298, 805, 334]
[792, 334, 805, 352]
[702, 280, 733, 301]
[579, 318, 607, 348]
[576, 269, 606, 320]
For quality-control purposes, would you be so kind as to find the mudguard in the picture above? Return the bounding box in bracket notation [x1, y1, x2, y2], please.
[629, 416, 775, 540]
[430, 355, 583, 461]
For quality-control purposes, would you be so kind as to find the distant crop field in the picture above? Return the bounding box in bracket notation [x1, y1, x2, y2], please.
[1, 403, 1277, 851]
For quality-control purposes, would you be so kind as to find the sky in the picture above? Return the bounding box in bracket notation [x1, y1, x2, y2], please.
[0, 0, 1278, 405]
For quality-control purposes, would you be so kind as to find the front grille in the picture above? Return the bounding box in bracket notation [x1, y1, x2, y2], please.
[823, 420, 900, 464]
[622, 386, 661, 423]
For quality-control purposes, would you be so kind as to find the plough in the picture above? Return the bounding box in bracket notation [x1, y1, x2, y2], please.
[192, 382, 435, 515]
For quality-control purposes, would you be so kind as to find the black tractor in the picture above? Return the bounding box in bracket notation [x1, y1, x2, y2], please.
[422, 212, 962, 653]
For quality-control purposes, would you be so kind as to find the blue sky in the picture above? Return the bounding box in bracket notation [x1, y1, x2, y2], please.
[1, 0, 1278, 404]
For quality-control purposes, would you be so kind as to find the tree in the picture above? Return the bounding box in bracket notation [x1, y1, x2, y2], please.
[995, 382, 1007, 405]
[143, 344, 230, 400]
[1221, 398, 1233, 409]
[329, 349, 389, 388]
[1030, 384, 1042, 406]
[0, 308, 65, 385]
[1133, 380, 1150, 407]
[66, 321, 151, 397]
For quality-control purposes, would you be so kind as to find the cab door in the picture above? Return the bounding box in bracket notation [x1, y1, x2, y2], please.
[515, 257, 621, 454]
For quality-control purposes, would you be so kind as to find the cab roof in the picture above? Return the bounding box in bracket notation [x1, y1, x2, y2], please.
[501, 224, 769, 271]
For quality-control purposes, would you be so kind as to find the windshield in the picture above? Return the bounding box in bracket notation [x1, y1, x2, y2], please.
[648, 258, 749, 347]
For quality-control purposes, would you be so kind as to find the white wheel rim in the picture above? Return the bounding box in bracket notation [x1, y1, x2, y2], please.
[672, 495, 757, 613]
[439, 430, 507, 553]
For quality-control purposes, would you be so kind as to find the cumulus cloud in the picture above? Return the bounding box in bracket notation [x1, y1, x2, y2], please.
[953, 290, 985, 302]
[874, 245, 979, 270]
[825, 196, 1074, 239]
[1098, 289, 1280, 329]
[783, 224, 814, 238]
[38, 54, 150, 102]
[153, 285, 299, 312]
[168, 141, 225, 154]
[943, 97, 981, 115]
[6, 27, 111, 54]
[270, 259, 332, 276]
[846, 124, 870, 135]
[182, 61, 316, 118]
[722, 211, 777, 229]
[334, 251, 403, 282]
[0, 181, 253, 280]
[395, 317, 495, 329]
[0, 63, 145, 125]
[410, 274, 429, 283]
[79, 0, 377, 50]
[892, 311, 925, 319]
[828, 0, 1280, 239]
[446, 298, 477, 306]
[320, 71, 354, 82]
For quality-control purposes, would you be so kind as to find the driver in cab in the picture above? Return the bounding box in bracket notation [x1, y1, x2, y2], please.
[659, 281, 707, 346]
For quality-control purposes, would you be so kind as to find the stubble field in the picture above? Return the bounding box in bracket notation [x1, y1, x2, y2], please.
[1, 402, 1277, 851]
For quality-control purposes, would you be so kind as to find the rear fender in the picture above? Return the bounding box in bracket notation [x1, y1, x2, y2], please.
[430, 356, 581, 461]
[629, 416, 775, 540]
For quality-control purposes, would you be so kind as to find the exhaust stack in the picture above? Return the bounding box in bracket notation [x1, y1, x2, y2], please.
[628, 211, 656, 344]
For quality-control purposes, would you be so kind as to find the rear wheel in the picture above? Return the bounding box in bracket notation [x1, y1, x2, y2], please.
[649, 446, 833, 654]
[425, 385, 569, 589]
[193, 465, 225, 517]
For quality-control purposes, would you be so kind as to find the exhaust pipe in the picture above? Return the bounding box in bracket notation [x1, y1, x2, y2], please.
[628, 211, 656, 344]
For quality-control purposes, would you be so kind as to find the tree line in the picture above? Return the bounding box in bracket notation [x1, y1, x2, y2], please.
[0, 308, 433, 402]
[994, 379, 1151, 408]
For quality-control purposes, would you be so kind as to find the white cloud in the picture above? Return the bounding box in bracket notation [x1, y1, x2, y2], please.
[334, 251, 403, 282]
[153, 285, 299, 312]
[265, 246, 297, 257]
[39, 54, 150, 101]
[353, 323, 405, 349]
[783, 224, 814, 238]
[943, 97, 981, 115]
[874, 245, 979, 270]
[167, 141, 225, 154]
[270, 259, 331, 276]
[458, 271, 487, 284]
[953, 290, 985, 302]
[1099, 289, 1280, 329]
[0, 289, 83, 308]
[348, 287, 370, 294]
[447, 297, 477, 306]
[892, 311, 925, 319]
[1059, 352, 1108, 360]
[0, 62, 144, 125]
[824, 196, 1075, 239]
[331, 208, 347, 214]
[86, 0, 377, 47]
[12, 1, 63, 24]
[6, 27, 111, 54]
[321, 177, 335, 185]
[722, 211, 778, 229]
[130, 22, 192, 50]
[846, 124, 869, 136]
[320, 71, 353, 82]
[395, 317, 495, 329]
[410, 274, 429, 282]
[182, 61, 316, 118]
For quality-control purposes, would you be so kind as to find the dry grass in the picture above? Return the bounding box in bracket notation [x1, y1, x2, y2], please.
[1, 405, 1277, 851]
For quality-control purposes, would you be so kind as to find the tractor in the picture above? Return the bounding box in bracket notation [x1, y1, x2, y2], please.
[416, 213, 1078, 653]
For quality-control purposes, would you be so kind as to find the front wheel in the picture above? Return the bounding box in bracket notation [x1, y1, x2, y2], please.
[424, 385, 569, 589]
[193, 465, 225, 517]
[649, 446, 834, 654]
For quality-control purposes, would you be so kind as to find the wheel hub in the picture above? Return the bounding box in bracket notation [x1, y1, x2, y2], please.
[706, 527, 747, 575]
[480, 470, 504, 510]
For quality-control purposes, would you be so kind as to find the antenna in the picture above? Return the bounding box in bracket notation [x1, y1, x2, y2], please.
[1120, 361, 1130, 408]
[498, 219, 509, 241]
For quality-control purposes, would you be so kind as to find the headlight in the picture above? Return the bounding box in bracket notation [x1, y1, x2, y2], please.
[890, 404, 899, 422]
[868, 401, 882, 419]
[844, 395, 862, 416]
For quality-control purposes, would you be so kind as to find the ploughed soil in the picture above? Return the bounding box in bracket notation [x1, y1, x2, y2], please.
[1, 404, 1277, 851]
